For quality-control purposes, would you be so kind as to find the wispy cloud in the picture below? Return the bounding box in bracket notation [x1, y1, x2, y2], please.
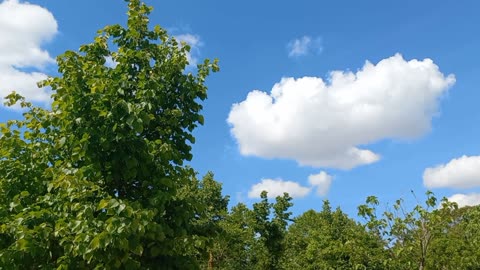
[174, 33, 202, 67]
[287, 35, 322, 58]
[308, 171, 333, 196]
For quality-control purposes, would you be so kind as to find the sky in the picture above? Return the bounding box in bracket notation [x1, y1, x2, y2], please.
[1, 0, 480, 218]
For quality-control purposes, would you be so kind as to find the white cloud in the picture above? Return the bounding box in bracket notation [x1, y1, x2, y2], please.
[447, 193, 480, 207]
[287, 36, 322, 57]
[174, 33, 202, 67]
[228, 54, 455, 169]
[308, 171, 332, 196]
[423, 155, 480, 189]
[248, 178, 311, 199]
[0, 0, 57, 106]
[248, 171, 333, 199]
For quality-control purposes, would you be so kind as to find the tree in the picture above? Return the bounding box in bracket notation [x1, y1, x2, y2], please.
[0, 0, 218, 268]
[176, 172, 229, 268]
[208, 192, 293, 270]
[357, 191, 477, 270]
[207, 203, 258, 269]
[426, 204, 480, 269]
[282, 201, 386, 270]
[251, 191, 292, 270]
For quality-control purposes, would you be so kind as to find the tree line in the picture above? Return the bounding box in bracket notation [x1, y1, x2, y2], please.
[1, 1, 479, 269]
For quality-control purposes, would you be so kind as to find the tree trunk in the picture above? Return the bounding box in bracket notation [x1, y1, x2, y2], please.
[208, 250, 214, 270]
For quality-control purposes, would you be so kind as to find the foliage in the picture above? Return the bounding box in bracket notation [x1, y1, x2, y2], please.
[177, 172, 230, 265]
[426, 204, 480, 269]
[201, 191, 480, 270]
[0, 0, 218, 268]
[357, 191, 480, 270]
[282, 201, 386, 270]
[207, 192, 293, 270]
[207, 203, 257, 269]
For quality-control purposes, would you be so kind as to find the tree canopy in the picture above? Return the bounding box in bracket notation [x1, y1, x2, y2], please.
[0, 0, 219, 268]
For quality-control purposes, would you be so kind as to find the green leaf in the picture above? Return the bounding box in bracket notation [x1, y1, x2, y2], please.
[90, 237, 101, 250]
[133, 245, 144, 256]
[132, 119, 143, 133]
[58, 137, 66, 147]
[98, 199, 109, 210]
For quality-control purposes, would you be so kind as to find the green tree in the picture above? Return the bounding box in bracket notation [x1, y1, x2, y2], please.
[176, 172, 229, 268]
[251, 191, 292, 270]
[282, 201, 386, 270]
[208, 192, 293, 270]
[426, 204, 480, 269]
[207, 203, 258, 269]
[0, 0, 218, 268]
[357, 191, 476, 270]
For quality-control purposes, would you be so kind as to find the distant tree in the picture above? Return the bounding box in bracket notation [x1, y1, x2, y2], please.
[357, 191, 480, 270]
[207, 203, 258, 269]
[252, 191, 293, 270]
[177, 172, 229, 267]
[282, 201, 386, 270]
[426, 204, 480, 269]
[208, 191, 293, 270]
[0, 0, 218, 268]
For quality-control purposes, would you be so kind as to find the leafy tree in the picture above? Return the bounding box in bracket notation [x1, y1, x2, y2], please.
[0, 0, 218, 268]
[426, 204, 480, 269]
[207, 203, 257, 269]
[251, 191, 293, 270]
[208, 192, 293, 270]
[282, 201, 386, 270]
[357, 191, 479, 270]
[177, 172, 229, 267]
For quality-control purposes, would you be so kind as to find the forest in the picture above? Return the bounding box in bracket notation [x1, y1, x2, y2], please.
[1, 1, 479, 269]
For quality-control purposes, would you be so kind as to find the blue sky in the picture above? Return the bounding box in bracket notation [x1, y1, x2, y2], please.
[1, 0, 480, 217]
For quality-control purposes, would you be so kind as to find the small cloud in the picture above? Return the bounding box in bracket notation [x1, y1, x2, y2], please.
[447, 193, 480, 207]
[423, 155, 480, 189]
[248, 171, 334, 199]
[308, 171, 333, 196]
[248, 178, 311, 199]
[174, 33, 202, 67]
[287, 35, 322, 58]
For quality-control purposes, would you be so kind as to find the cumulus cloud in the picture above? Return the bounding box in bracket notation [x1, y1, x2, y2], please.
[174, 33, 202, 67]
[308, 171, 333, 196]
[447, 193, 480, 207]
[248, 171, 333, 199]
[0, 0, 57, 106]
[287, 36, 322, 57]
[228, 54, 455, 169]
[423, 155, 480, 189]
